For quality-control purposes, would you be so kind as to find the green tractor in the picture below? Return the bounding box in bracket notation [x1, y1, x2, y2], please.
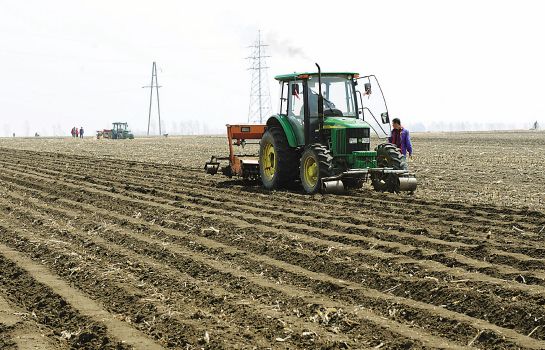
[259, 63, 416, 194]
[97, 122, 134, 139]
[111, 122, 134, 139]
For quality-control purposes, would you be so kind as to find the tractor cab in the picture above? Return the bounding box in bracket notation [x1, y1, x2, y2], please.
[278, 72, 361, 146]
[276, 72, 390, 149]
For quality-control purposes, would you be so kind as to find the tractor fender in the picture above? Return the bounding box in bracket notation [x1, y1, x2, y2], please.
[266, 115, 300, 148]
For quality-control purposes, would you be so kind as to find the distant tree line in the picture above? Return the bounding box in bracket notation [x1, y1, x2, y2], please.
[1, 120, 543, 137]
[406, 121, 542, 132]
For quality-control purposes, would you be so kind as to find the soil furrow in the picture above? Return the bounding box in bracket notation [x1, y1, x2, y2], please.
[2, 146, 542, 221]
[0, 195, 450, 349]
[0, 244, 138, 350]
[3, 154, 544, 260]
[3, 160, 545, 286]
[2, 148, 543, 235]
[3, 165, 539, 308]
[0, 211, 291, 349]
[0, 193, 369, 349]
[1, 142, 545, 349]
[2, 178, 543, 348]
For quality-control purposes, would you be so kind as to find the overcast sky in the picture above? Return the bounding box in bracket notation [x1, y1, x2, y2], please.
[1, 0, 544, 136]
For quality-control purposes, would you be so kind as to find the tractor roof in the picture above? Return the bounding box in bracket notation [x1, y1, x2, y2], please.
[274, 72, 358, 81]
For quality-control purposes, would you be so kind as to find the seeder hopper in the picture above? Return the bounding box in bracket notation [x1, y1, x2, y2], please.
[204, 124, 265, 180]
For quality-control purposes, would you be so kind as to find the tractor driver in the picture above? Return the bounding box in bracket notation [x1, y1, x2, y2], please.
[301, 89, 336, 118]
[389, 118, 413, 159]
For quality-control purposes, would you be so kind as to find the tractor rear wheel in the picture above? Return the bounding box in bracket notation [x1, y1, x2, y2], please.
[259, 127, 299, 190]
[300, 144, 333, 194]
[372, 143, 407, 193]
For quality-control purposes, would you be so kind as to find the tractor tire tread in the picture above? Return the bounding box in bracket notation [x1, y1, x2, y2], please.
[375, 143, 408, 170]
[372, 143, 408, 192]
[260, 127, 299, 189]
[300, 144, 333, 194]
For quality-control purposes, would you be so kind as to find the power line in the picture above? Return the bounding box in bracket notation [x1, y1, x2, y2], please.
[246, 30, 272, 124]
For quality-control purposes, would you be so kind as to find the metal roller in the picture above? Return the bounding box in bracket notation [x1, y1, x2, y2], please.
[204, 164, 218, 175]
[204, 157, 220, 175]
[398, 177, 417, 192]
[322, 180, 346, 194]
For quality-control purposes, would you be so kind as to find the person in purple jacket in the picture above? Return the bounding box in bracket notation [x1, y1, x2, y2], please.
[388, 118, 413, 158]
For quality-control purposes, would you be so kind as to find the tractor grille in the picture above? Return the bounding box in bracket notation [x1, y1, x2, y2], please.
[346, 128, 370, 153]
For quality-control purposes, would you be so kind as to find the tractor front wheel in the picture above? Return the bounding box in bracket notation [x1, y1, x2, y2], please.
[259, 127, 299, 190]
[375, 143, 408, 170]
[300, 145, 333, 194]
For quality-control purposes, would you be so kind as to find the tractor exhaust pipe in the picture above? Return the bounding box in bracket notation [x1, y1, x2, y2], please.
[323, 180, 345, 194]
[315, 63, 324, 142]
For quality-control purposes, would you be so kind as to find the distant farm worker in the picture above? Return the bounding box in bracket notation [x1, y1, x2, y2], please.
[79, 127, 84, 138]
[75, 128, 79, 138]
[71, 127, 75, 138]
[388, 118, 413, 158]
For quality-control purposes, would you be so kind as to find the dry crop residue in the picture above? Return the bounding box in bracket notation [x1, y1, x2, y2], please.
[0, 132, 544, 349]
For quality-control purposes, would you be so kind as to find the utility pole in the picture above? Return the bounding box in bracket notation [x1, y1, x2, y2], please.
[247, 30, 272, 124]
[143, 62, 162, 136]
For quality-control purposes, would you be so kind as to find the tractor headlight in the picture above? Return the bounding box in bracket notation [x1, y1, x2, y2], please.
[349, 138, 358, 144]
[361, 137, 370, 143]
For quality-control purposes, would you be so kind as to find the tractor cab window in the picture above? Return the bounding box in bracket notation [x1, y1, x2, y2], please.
[287, 81, 304, 120]
[279, 82, 289, 116]
[307, 76, 357, 117]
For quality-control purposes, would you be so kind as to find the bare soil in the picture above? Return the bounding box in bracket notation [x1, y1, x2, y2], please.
[0, 131, 544, 349]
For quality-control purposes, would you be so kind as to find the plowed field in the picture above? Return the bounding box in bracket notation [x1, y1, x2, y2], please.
[1, 132, 544, 349]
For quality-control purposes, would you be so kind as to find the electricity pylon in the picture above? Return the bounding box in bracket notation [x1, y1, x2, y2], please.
[247, 30, 272, 124]
[143, 62, 162, 136]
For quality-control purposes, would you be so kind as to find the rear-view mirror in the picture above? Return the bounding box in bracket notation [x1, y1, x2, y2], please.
[381, 112, 390, 124]
[364, 82, 372, 95]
